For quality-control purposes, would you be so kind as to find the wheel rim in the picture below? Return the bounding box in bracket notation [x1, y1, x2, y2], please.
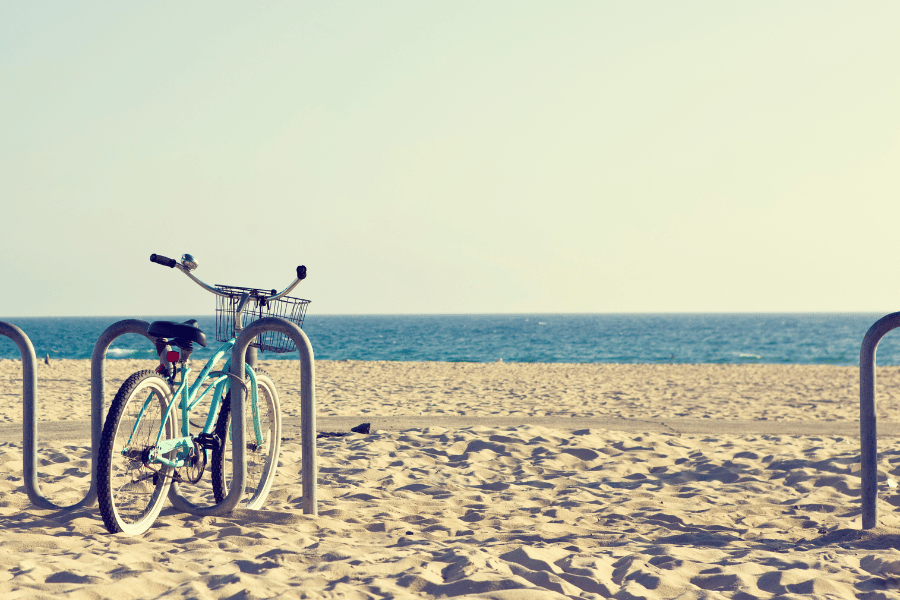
[108, 378, 174, 530]
[221, 378, 279, 508]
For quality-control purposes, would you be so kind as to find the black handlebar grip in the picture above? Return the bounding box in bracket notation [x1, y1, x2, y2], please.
[150, 254, 177, 268]
[297, 265, 307, 280]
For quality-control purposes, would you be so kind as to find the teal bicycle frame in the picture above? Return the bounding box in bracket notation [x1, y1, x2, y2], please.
[125, 338, 264, 469]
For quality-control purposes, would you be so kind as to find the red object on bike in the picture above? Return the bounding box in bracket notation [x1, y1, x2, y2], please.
[166, 351, 180, 363]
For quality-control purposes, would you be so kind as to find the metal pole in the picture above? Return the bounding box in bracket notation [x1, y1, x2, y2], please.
[0, 321, 52, 508]
[169, 316, 317, 517]
[89, 319, 156, 507]
[859, 312, 900, 529]
[0, 319, 156, 510]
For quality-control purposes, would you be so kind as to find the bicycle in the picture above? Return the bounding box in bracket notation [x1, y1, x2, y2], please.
[97, 253, 310, 535]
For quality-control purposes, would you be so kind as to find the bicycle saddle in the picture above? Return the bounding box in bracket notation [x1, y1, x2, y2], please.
[148, 319, 208, 348]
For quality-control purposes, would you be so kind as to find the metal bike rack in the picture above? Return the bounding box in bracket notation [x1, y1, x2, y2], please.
[168, 316, 317, 517]
[0, 321, 52, 509]
[91, 319, 158, 507]
[3, 316, 314, 519]
[0, 318, 155, 511]
[860, 312, 900, 529]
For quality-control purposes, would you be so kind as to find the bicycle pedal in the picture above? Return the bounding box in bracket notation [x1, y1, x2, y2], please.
[195, 432, 221, 451]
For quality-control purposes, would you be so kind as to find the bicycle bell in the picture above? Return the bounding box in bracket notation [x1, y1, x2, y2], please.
[181, 253, 198, 271]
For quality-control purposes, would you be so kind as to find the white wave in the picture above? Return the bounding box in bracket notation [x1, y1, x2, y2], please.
[106, 348, 138, 357]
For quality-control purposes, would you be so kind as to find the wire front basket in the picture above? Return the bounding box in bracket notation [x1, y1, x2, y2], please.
[215, 284, 311, 353]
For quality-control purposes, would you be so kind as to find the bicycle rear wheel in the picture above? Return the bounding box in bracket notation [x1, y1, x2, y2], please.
[97, 370, 177, 535]
[211, 370, 281, 509]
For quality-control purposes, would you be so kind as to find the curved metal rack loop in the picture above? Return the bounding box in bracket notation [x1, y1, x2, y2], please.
[0, 321, 54, 509]
[859, 312, 900, 529]
[0, 319, 155, 510]
[168, 316, 317, 517]
[90, 319, 157, 507]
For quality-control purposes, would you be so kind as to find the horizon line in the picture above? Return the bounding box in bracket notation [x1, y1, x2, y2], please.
[1, 310, 896, 319]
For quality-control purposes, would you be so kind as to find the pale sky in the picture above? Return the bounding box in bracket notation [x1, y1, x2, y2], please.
[2, 2, 899, 317]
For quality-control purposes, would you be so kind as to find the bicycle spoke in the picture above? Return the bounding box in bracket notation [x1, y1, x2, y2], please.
[98, 371, 175, 535]
[212, 370, 281, 509]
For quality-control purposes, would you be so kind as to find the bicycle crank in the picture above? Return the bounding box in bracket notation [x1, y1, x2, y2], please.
[178, 440, 207, 484]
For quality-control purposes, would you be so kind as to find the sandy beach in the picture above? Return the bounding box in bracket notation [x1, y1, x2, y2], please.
[3, 359, 900, 598]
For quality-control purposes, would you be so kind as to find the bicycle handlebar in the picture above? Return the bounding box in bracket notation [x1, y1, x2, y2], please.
[149, 253, 307, 299]
[150, 254, 177, 268]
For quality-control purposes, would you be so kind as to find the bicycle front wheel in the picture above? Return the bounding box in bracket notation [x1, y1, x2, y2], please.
[97, 370, 177, 535]
[211, 370, 281, 509]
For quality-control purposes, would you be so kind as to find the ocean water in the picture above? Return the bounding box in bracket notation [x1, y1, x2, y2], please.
[1, 313, 899, 365]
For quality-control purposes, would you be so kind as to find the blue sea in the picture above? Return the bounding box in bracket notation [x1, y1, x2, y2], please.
[1, 313, 899, 365]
